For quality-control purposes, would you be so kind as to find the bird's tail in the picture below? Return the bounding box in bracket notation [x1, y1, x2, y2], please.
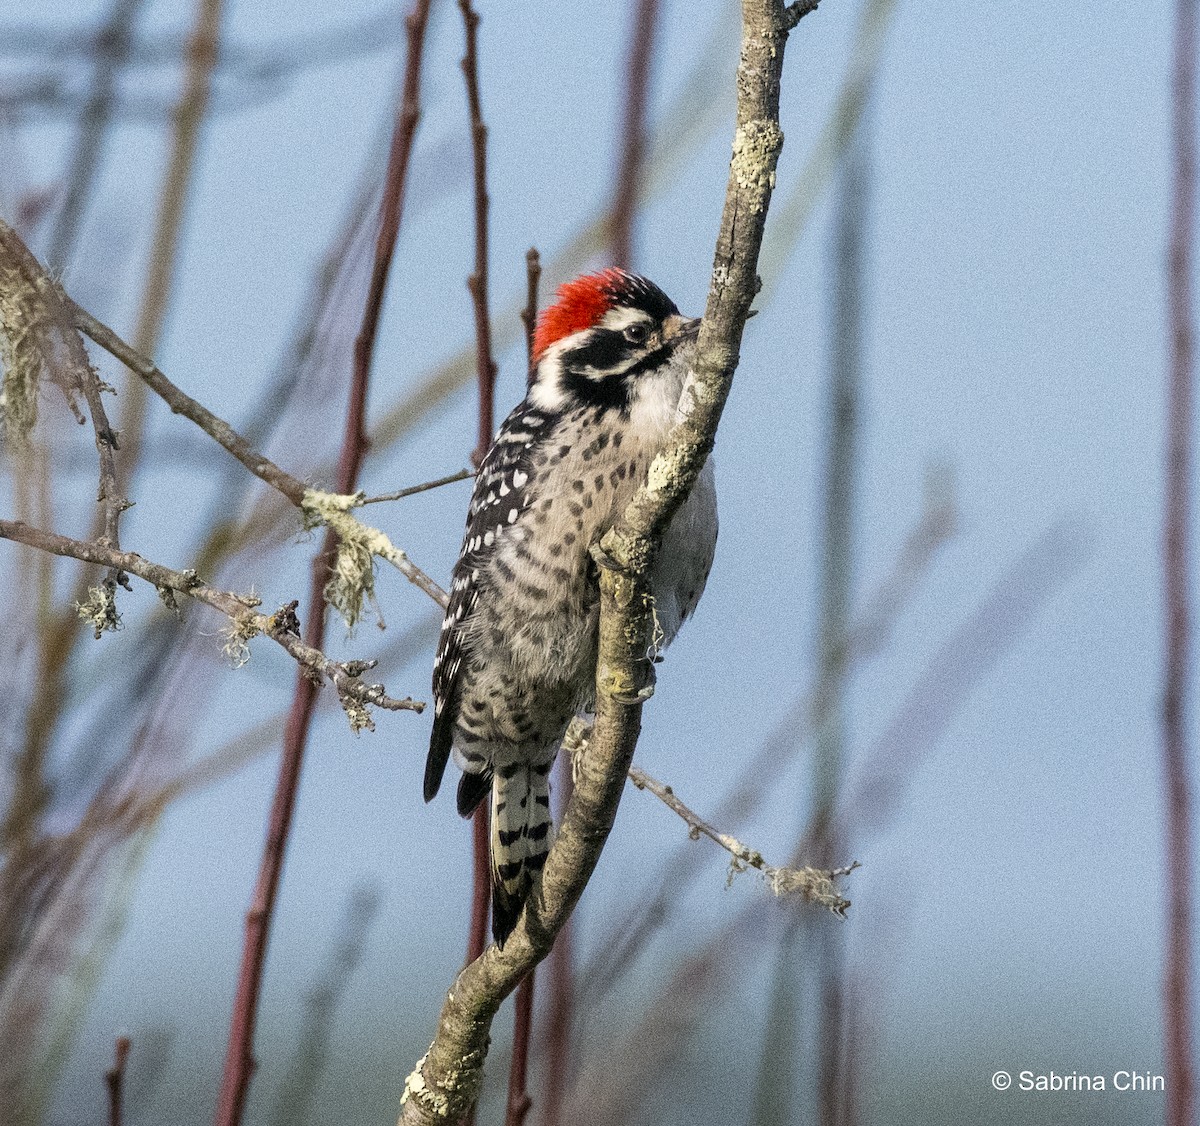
[490, 759, 555, 946]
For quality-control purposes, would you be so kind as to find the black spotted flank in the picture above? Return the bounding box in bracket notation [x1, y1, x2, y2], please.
[428, 400, 544, 801]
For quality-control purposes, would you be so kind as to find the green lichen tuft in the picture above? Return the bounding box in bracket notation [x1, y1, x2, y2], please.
[75, 580, 121, 639]
[0, 265, 50, 449]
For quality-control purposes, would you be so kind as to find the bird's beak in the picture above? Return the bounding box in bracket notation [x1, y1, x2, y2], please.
[667, 315, 702, 341]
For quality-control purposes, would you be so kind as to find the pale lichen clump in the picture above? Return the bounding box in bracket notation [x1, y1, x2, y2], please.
[221, 615, 260, 669]
[645, 445, 685, 495]
[767, 863, 854, 918]
[340, 694, 374, 735]
[301, 488, 386, 632]
[401, 1048, 486, 1119]
[729, 119, 785, 205]
[75, 581, 121, 639]
[0, 265, 50, 449]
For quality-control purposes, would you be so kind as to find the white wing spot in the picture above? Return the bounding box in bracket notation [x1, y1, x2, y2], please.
[513, 470, 528, 487]
[484, 531, 494, 546]
[508, 508, 519, 523]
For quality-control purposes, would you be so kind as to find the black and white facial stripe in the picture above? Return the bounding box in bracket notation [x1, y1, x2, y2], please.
[534, 293, 698, 415]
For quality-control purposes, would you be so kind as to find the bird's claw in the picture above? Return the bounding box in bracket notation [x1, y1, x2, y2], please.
[589, 542, 621, 572]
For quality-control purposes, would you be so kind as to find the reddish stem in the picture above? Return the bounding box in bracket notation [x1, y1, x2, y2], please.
[466, 807, 490, 965]
[540, 759, 575, 1126]
[521, 247, 542, 387]
[105, 1036, 131, 1126]
[212, 7, 432, 1125]
[1164, 1, 1196, 1124]
[459, 0, 498, 465]
[457, 6, 498, 1117]
[609, 0, 661, 270]
[505, 972, 536, 1126]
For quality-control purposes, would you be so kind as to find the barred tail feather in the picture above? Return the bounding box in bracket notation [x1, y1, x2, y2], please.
[490, 760, 555, 946]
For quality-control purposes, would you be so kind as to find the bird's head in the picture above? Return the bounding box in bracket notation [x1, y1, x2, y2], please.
[528, 269, 699, 414]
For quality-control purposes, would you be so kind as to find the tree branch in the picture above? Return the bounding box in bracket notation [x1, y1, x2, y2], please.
[214, 4, 434, 1123]
[0, 520, 423, 725]
[358, 468, 473, 505]
[0, 219, 132, 619]
[458, 0, 497, 466]
[104, 1035, 131, 1126]
[520, 248, 541, 383]
[68, 283, 450, 609]
[398, 3, 820, 1121]
[627, 762, 854, 913]
[1164, 1, 1196, 1122]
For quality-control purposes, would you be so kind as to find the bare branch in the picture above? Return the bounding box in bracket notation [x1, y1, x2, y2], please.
[458, 0, 497, 466]
[104, 1035, 131, 1126]
[0, 521, 424, 724]
[214, 4, 434, 1123]
[520, 247, 541, 377]
[398, 3, 817, 1121]
[358, 468, 473, 505]
[627, 762, 854, 914]
[1161, 3, 1194, 1118]
[783, 0, 821, 28]
[610, 0, 662, 269]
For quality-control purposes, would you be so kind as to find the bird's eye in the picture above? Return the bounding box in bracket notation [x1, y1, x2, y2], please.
[624, 323, 649, 345]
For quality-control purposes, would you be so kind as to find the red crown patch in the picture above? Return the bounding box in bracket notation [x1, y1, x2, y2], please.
[532, 268, 634, 362]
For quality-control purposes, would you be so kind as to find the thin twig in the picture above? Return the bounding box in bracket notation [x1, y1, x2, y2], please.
[609, 0, 662, 269]
[458, 0, 497, 465]
[520, 247, 540, 386]
[1164, 0, 1196, 1122]
[0, 522, 423, 722]
[628, 762, 854, 913]
[576, 478, 954, 1014]
[456, 7, 499, 1106]
[504, 972, 535, 1126]
[104, 1035, 131, 1126]
[214, 5, 433, 1124]
[783, 0, 821, 27]
[67, 299, 447, 605]
[358, 469, 472, 504]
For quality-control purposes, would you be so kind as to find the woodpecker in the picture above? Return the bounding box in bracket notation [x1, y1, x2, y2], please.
[426, 268, 718, 945]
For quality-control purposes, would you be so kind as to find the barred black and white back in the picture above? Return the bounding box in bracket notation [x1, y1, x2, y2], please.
[425, 270, 718, 945]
